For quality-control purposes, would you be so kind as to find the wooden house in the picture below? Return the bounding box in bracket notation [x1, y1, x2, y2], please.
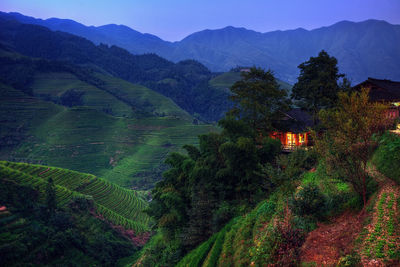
[354, 78, 400, 118]
[353, 78, 400, 132]
[270, 109, 315, 151]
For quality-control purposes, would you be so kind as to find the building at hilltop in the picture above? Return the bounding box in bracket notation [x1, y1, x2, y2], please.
[353, 77, 400, 133]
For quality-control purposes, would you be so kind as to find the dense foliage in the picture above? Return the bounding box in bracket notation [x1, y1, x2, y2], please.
[372, 132, 400, 184]
[314, 88, 388, 206]
[291, 50, 350, 122]
[143, 118, 281, 264]
[135, 69, 296, 265]
[0, 178, 137, 266]
[229, 67, 290, 133]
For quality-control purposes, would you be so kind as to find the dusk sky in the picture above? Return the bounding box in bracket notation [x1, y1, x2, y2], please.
[2, 0, 400, 41]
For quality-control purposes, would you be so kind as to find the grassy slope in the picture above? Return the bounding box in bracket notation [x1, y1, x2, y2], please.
[175, 167, 360, 267]
[372, 132, 400, 184]
[209, 71, 293, 93]
[0, 161, 150, 232]
[96, 73, 192, 120]
[1, 72, 216, 188]
[31, 72, 192, 120]
[31, 72, 134, 117]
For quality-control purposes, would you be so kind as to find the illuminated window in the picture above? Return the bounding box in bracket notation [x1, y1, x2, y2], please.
[299, 134, 304, 144]
[287, 133, 294, 145]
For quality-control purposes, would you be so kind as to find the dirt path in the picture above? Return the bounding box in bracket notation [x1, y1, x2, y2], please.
[300, 211, 365, 266]
[300, 166, 400, 266]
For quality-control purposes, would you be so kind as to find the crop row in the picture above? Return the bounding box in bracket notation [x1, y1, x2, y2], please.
[0, 164, 84, 206]
[80, 178, 149, 225]
[364, 190, 399, 260]
[3, 161, 96, 191]
[1, 161, 150, 231]
[95, 204, 147, 232]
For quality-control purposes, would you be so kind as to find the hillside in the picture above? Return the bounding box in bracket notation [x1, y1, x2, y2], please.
[0, 161, 148, 266]
[0, 51, 216, 189]
[172, 167, 400, 267]
[3, 12, 399, 83]
[209, 71, 292, 93]
[0, 161, 150, 232]
[0, 17, 231, 122]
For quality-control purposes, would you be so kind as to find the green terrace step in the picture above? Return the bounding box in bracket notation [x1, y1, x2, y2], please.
[0, 161, 150, 232]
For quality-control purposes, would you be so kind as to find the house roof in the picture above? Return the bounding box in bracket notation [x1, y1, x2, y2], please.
[353, 77, 400, 102]
[279, 108, 314, 133]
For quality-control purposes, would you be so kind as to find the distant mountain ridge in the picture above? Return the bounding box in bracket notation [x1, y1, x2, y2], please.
[1, 11, 399, 83]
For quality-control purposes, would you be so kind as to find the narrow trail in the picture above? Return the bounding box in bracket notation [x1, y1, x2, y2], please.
[300, 210, 365, 266]
[300, 166, 399, 266]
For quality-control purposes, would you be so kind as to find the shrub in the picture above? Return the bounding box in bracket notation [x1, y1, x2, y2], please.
[372, 132, 400, 184]
[290, 184, 326, 218]
[250, 223, 305, 265]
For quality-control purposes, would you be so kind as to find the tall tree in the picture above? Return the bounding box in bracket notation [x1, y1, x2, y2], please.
[314, 88, 389, 208]
[291, 50, 349, 122]
[229, 67, 289, 134]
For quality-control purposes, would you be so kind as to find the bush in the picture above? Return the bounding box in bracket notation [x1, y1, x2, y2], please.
[211, 202, 234, 232]
[372, 132, 400, 184]
[291, 215, 317, 232]
[278, 149, 318, 180]
[290, 184, 326, 218]
[250, 223, 305, 266]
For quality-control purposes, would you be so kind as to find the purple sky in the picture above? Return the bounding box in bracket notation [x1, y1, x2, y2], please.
[1, 0, 400, 41]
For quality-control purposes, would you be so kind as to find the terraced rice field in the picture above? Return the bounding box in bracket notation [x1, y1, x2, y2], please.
[0, 81, 216, 189]
[0, 161, 150, 232]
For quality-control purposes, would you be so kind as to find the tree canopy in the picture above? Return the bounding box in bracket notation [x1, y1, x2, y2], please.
[145, 117, 282, 264]
[313, 88, 389, 207]
[291, 50, 349, 121]
[229, 67, 290, 134]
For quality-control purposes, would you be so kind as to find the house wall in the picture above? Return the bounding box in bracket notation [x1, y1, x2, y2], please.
[270, 132, 310, 150]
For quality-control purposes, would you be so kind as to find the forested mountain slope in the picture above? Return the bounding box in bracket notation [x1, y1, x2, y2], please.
[0, 17, 231, 122]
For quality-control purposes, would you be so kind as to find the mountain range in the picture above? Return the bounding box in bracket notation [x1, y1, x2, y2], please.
[1, 11, 400, 83]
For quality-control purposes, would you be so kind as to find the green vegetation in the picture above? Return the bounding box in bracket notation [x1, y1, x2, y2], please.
[1, 161, 150, 232]
[229, 67, 290, 133]
[0, 175, 138, 266]
[360, 188, 400, 262]
[291, 50, 350, 121]
[372, 132, 400, 184]
[0, 19, 234, 122]
[0, 60, 215, 188]
[314, 88, 388, 206]
[136, 69, 290, 266]
[209, 72, 243, 92]
[209, 71, 292, 93]
[1, 17, 399, 266]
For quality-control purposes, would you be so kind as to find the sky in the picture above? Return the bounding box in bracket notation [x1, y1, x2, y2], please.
[1, 0, 400, 41]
